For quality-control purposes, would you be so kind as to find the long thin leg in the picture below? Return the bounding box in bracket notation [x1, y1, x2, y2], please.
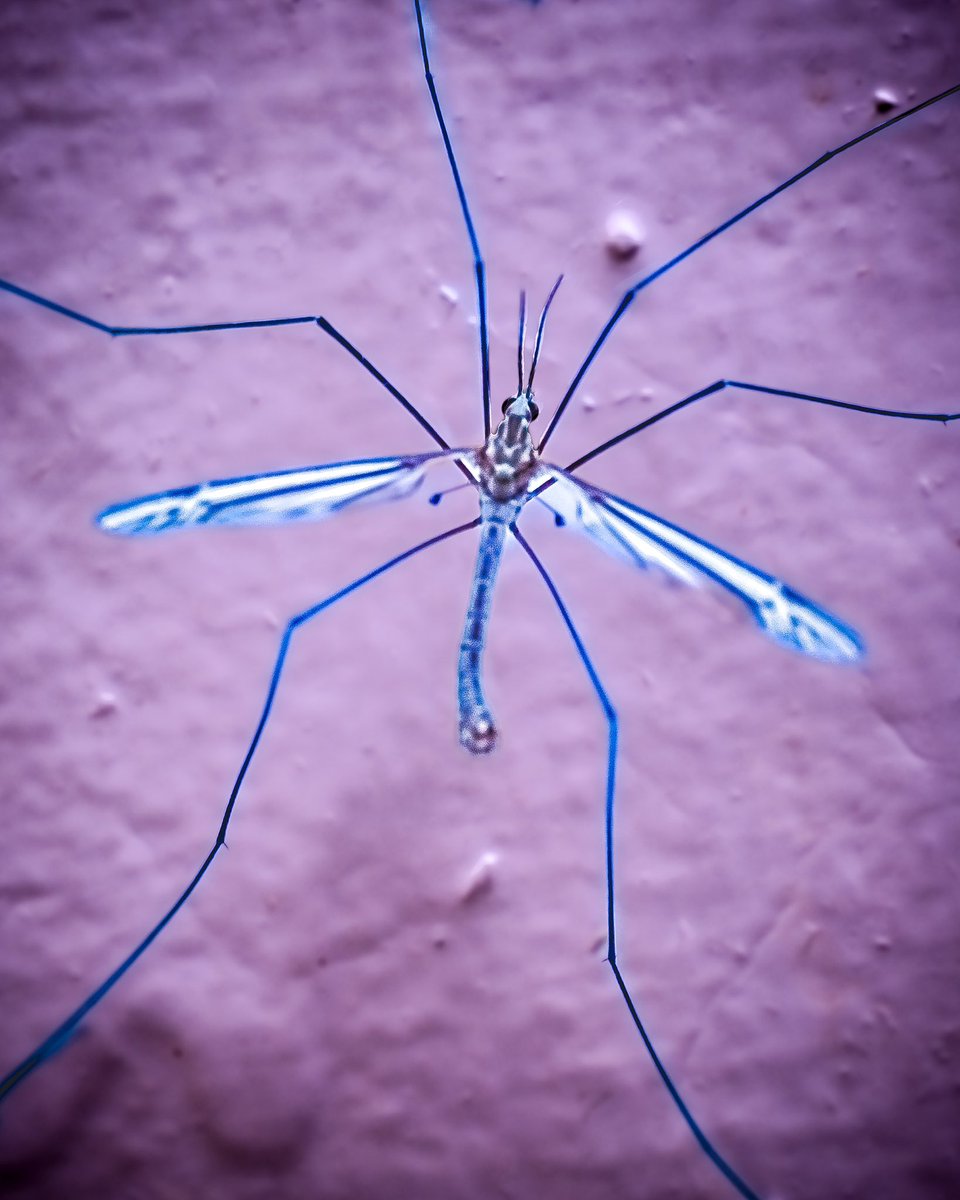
[0, 516, 479, 1105]
[315, 315, 452, 451]
[414, 0, 492, 439]
[564, 378, 959, 473]
[0, 276, 453, 452]
[0, 275, 318, 337]
[513, 525, 764, 1200]
[538, 81, 960, 451]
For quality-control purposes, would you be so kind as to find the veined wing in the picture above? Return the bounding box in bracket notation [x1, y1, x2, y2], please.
[542, 469, 863, 663]
[98, 451, 471, 536]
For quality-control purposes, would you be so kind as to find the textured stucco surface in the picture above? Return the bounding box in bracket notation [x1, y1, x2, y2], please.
[1, 1, 958, 1198]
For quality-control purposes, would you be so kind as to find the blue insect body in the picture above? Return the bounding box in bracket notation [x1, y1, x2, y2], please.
[0, 3, 956, 1197]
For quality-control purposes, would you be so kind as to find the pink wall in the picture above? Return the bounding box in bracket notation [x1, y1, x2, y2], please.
[1, 1, 958, 1197]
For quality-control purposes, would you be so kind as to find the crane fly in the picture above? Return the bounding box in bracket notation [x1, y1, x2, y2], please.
[0, 2, 957, 1197]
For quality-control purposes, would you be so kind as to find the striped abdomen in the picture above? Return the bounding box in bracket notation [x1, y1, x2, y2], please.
[457, 499, 518, 754]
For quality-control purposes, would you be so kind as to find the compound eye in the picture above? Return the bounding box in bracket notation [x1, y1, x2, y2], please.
[501, 397, 515, 414]
[527, 400, 540, 421]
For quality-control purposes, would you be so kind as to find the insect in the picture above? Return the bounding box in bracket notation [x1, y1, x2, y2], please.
[1, 1, 958, 1196]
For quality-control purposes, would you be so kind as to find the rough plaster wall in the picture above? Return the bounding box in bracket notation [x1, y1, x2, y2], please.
[0, 1, 958, 1198]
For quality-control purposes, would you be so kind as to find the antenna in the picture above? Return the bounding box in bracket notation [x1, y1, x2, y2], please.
[517, 290, 527, 395]
[526, 274, 563, 395]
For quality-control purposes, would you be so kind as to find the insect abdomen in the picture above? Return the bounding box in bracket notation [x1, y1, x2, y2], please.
[457, 506, 513, 754]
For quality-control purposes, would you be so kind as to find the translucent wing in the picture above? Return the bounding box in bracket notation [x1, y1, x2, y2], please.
[98, 451, 469, 536]
[543, 469, 863, 663]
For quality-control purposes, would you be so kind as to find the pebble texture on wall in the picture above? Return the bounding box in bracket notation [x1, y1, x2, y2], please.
[0, 1, 958, 1197]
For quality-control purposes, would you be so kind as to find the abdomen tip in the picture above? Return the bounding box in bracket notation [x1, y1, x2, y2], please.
[459, 717, 498, 755]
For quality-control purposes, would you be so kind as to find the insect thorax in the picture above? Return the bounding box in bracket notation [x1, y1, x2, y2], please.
[476, 407, 540, 503]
